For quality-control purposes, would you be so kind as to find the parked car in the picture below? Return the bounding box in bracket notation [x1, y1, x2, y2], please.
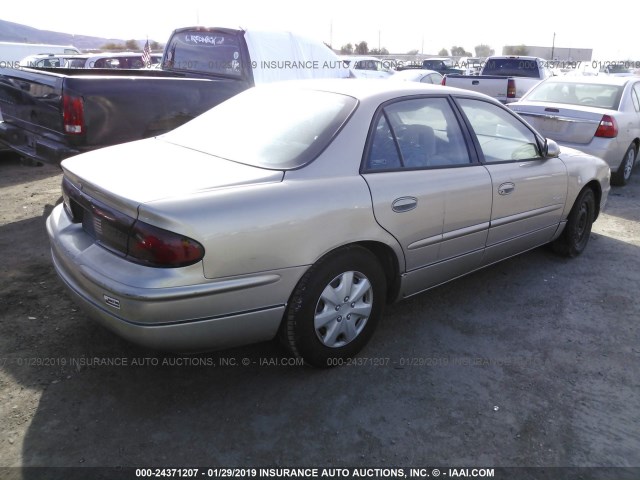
[0, 41, 80, 67]
[509, 76, 640, 185]
[389, 69, 443, 84]
[598, 64, 635, 77]
[397, 57, 464, 75]
[47, 80, 610, 367]
[340, 56, 394, 79]
[18, 54, 82, 68]
[443, 56, 555, 103]
[457, 57, 485, 76]
[75, 52, 162, 69]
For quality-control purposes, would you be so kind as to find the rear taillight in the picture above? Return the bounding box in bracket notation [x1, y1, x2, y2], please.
[594, 115, 618, 138]
[441, 76, 446, 85]
[62, 177, 204, 268]
[63, 94, 84, 134]
[128, 221, 205, 268]
[507, 78, 516, 99]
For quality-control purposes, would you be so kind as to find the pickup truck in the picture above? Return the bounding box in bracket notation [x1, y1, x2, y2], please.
[442, 56, 554, 103]
[0, 27, 348, 164]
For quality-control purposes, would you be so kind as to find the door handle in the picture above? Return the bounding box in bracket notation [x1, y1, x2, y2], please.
[498, 182, 515, 195]
[392, 197, 418, 212]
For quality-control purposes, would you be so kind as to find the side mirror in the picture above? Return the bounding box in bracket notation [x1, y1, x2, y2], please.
[543, 138, 560, 158]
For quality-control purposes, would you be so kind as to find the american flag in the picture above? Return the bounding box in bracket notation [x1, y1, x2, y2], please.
[142, 39, 151, 66]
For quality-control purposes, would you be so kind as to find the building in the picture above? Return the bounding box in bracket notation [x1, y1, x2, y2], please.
[502, 45, 592, 62]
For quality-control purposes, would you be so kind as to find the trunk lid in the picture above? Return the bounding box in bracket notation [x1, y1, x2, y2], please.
[509, 102, 611, 144]
[62, 137, 284, 218]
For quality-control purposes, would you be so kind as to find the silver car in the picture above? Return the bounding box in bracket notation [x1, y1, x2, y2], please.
[509, 76, 640, 185]
[389, 69, 443, 84]
[47, 80, 610, 367]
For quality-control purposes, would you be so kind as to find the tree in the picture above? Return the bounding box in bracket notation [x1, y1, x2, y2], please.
[101, 42, 125, 51]
[474, 44, 494, 57]
[438, 48, 449, 56]
[150, 41, 162, 51]
[369, 47, 389, 55]
[340, 43, 354, 55]
[355, 41, 369, 55]
[406, 49, 419, 55]
[504, 44, 529, 56]
[451, 46, 472, 57]
[125, 39, 140, 51]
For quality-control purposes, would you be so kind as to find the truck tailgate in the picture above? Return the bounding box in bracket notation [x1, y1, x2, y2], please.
[444, 75, 509, 102]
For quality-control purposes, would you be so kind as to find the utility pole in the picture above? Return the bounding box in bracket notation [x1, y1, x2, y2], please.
[551, 32, 555, 60]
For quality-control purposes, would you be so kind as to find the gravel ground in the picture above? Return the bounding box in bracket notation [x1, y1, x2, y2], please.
[0, 153, 639, 480]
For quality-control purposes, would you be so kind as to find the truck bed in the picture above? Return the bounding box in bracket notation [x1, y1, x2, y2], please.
[0, 66, 250, 164]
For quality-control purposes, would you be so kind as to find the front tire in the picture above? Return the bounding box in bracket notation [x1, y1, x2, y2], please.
[611, 144, 636, 186]
[552, 188, 595, 257]
[280, 246, 386, 367]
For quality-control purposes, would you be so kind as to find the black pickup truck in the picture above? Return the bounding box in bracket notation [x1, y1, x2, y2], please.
[0, 26, 347, 164]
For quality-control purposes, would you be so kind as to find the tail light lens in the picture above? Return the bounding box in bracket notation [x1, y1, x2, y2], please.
[62, 177, 204, 268]
[595, 115, 618, 138]
[507, 78, 516, 99]
[441, 76, 447, 85]
[128, 221, 205, 268]
[63, 94, 84, 134]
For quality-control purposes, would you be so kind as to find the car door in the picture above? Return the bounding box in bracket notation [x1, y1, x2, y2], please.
[361, 96, 493, 297]
[455, 97, 568, 265]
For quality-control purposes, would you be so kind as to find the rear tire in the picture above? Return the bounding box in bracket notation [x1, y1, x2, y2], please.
[552, 188, 595, 257]
[611, 144, 636, 186]
[280, 246, 386, 368]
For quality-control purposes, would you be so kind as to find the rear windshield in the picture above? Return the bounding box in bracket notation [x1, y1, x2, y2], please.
[525, 81, 623, 109]
[161, 87, 358, 169]
[482, 58, 540, 77]
[163, 30, 244, 77]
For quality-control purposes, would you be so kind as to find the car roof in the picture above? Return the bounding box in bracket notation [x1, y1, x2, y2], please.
[392, 69, 441, 78]
[255, 78, 487, 102]
[339, 56, 384, 62]
[542, 75, 636, 86]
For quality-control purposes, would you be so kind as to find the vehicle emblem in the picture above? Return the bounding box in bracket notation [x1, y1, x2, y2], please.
[103, 294, 121, 310]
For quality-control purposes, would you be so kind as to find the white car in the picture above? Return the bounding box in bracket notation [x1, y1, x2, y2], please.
[340, 56, 393, 79]
[389, 69, 443, 84]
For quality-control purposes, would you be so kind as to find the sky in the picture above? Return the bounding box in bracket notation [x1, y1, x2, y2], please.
[2, 0, 637, 61]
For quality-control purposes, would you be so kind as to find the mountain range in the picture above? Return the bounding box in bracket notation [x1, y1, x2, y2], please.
[0, 19, 158, 51]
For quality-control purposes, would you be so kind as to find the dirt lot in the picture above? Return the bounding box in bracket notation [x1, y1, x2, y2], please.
[0, 153, 639, 478]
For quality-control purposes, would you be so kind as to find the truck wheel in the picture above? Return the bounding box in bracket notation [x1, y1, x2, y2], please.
[611, 144, 636, 186]
[280, 246, 386, 367]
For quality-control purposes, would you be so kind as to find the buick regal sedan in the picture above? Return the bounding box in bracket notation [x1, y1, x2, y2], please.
[47, 80, 610, 367]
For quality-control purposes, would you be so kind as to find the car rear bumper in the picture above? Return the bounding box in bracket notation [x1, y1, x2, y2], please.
[559, 138, 626, 172]
[46, 204, 300, 352]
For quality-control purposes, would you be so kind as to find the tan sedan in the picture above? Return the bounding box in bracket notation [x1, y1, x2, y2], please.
[47, 80, 610, 367]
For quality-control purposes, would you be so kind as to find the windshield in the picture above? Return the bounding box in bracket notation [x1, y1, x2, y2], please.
[162, 87, 358, 169]
[163, 30, 245, 77]
[525, 81, 623, 109]
[482, 58, 540, 77]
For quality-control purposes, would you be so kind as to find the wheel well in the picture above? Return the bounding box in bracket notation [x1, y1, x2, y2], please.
[355, 241, 402, 303]
[584, 180, 602, 220]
